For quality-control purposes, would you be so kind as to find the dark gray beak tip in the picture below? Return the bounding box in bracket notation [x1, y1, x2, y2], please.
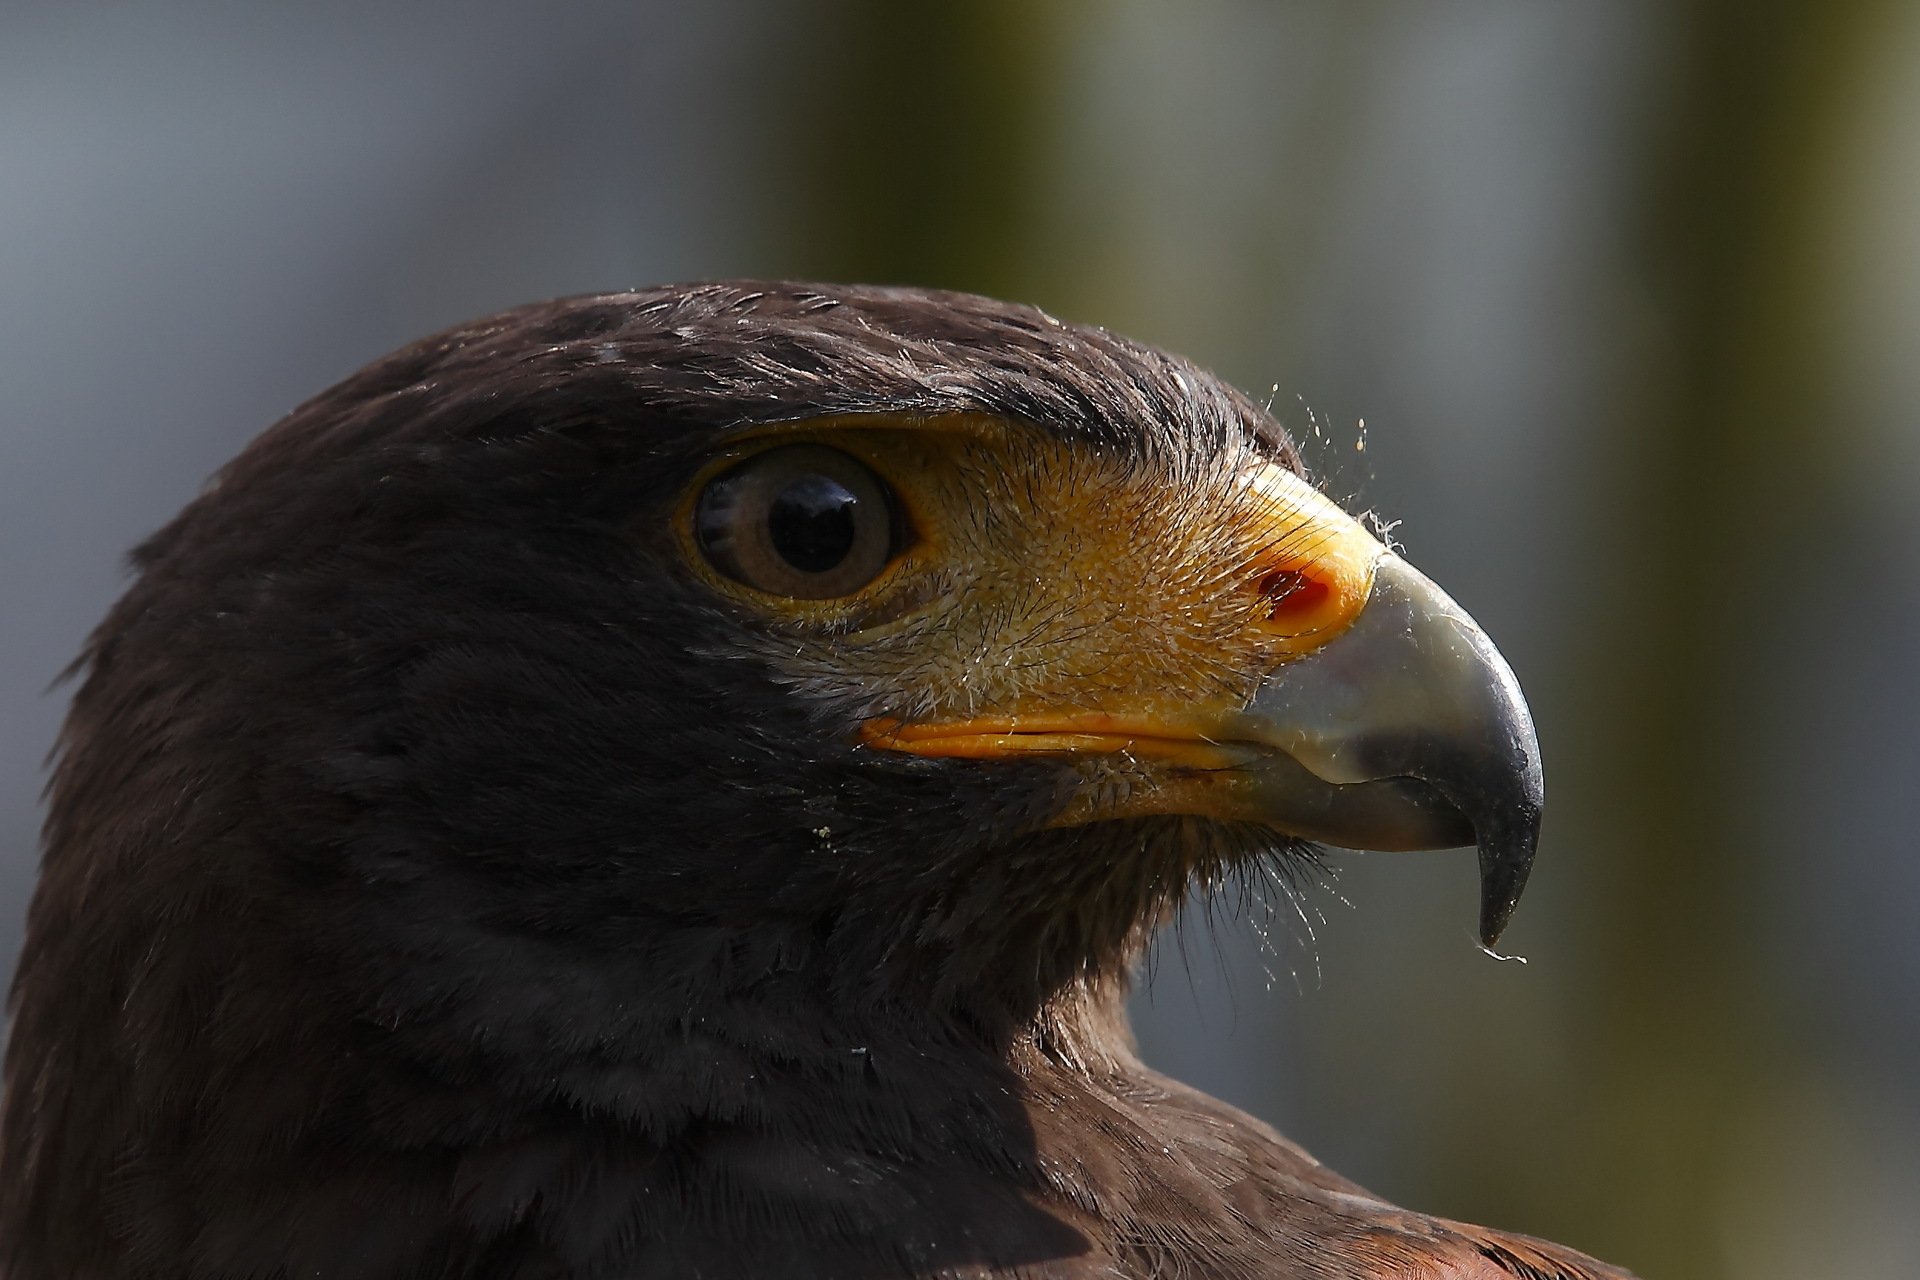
[1475, 800, 1540, 949]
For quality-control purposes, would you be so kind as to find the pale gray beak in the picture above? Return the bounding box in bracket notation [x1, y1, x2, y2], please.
[1219, 555, 1544, 948]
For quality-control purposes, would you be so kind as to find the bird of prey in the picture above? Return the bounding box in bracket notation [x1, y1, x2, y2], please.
[0, 283, 1632, 1279]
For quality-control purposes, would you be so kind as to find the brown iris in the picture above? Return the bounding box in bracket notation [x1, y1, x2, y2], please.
[694, 444, 907, 599]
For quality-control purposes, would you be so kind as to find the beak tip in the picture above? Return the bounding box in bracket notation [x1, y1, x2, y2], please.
[1477, 886, 1523, 950]
[1474, 801, 1540, 949]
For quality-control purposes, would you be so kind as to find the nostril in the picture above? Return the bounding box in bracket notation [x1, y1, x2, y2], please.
[1258, 568, 1331, 622]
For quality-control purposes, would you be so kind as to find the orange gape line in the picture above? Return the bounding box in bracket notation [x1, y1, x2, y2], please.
[860, 714, 1244, 770]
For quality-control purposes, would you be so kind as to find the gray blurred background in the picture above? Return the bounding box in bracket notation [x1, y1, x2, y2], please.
[4, 3, 1916, 1275]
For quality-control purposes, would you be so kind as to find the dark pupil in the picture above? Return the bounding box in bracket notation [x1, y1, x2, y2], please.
[767, 475, 859, 572]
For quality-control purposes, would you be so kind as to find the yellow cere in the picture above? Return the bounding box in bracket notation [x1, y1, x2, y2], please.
[1232, 459, 1381, 655]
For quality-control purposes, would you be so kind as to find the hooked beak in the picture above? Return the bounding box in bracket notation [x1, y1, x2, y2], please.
[1211, 554, 1542, 948]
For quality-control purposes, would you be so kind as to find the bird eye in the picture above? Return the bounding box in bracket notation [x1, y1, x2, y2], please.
[694, 445, 905, 599]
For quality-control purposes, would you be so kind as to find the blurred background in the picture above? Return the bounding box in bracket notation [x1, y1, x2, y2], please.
[3, 2, 1916, 1274]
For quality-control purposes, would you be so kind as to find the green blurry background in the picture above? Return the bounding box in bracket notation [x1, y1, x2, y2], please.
[3, 3, 1916, 1275]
